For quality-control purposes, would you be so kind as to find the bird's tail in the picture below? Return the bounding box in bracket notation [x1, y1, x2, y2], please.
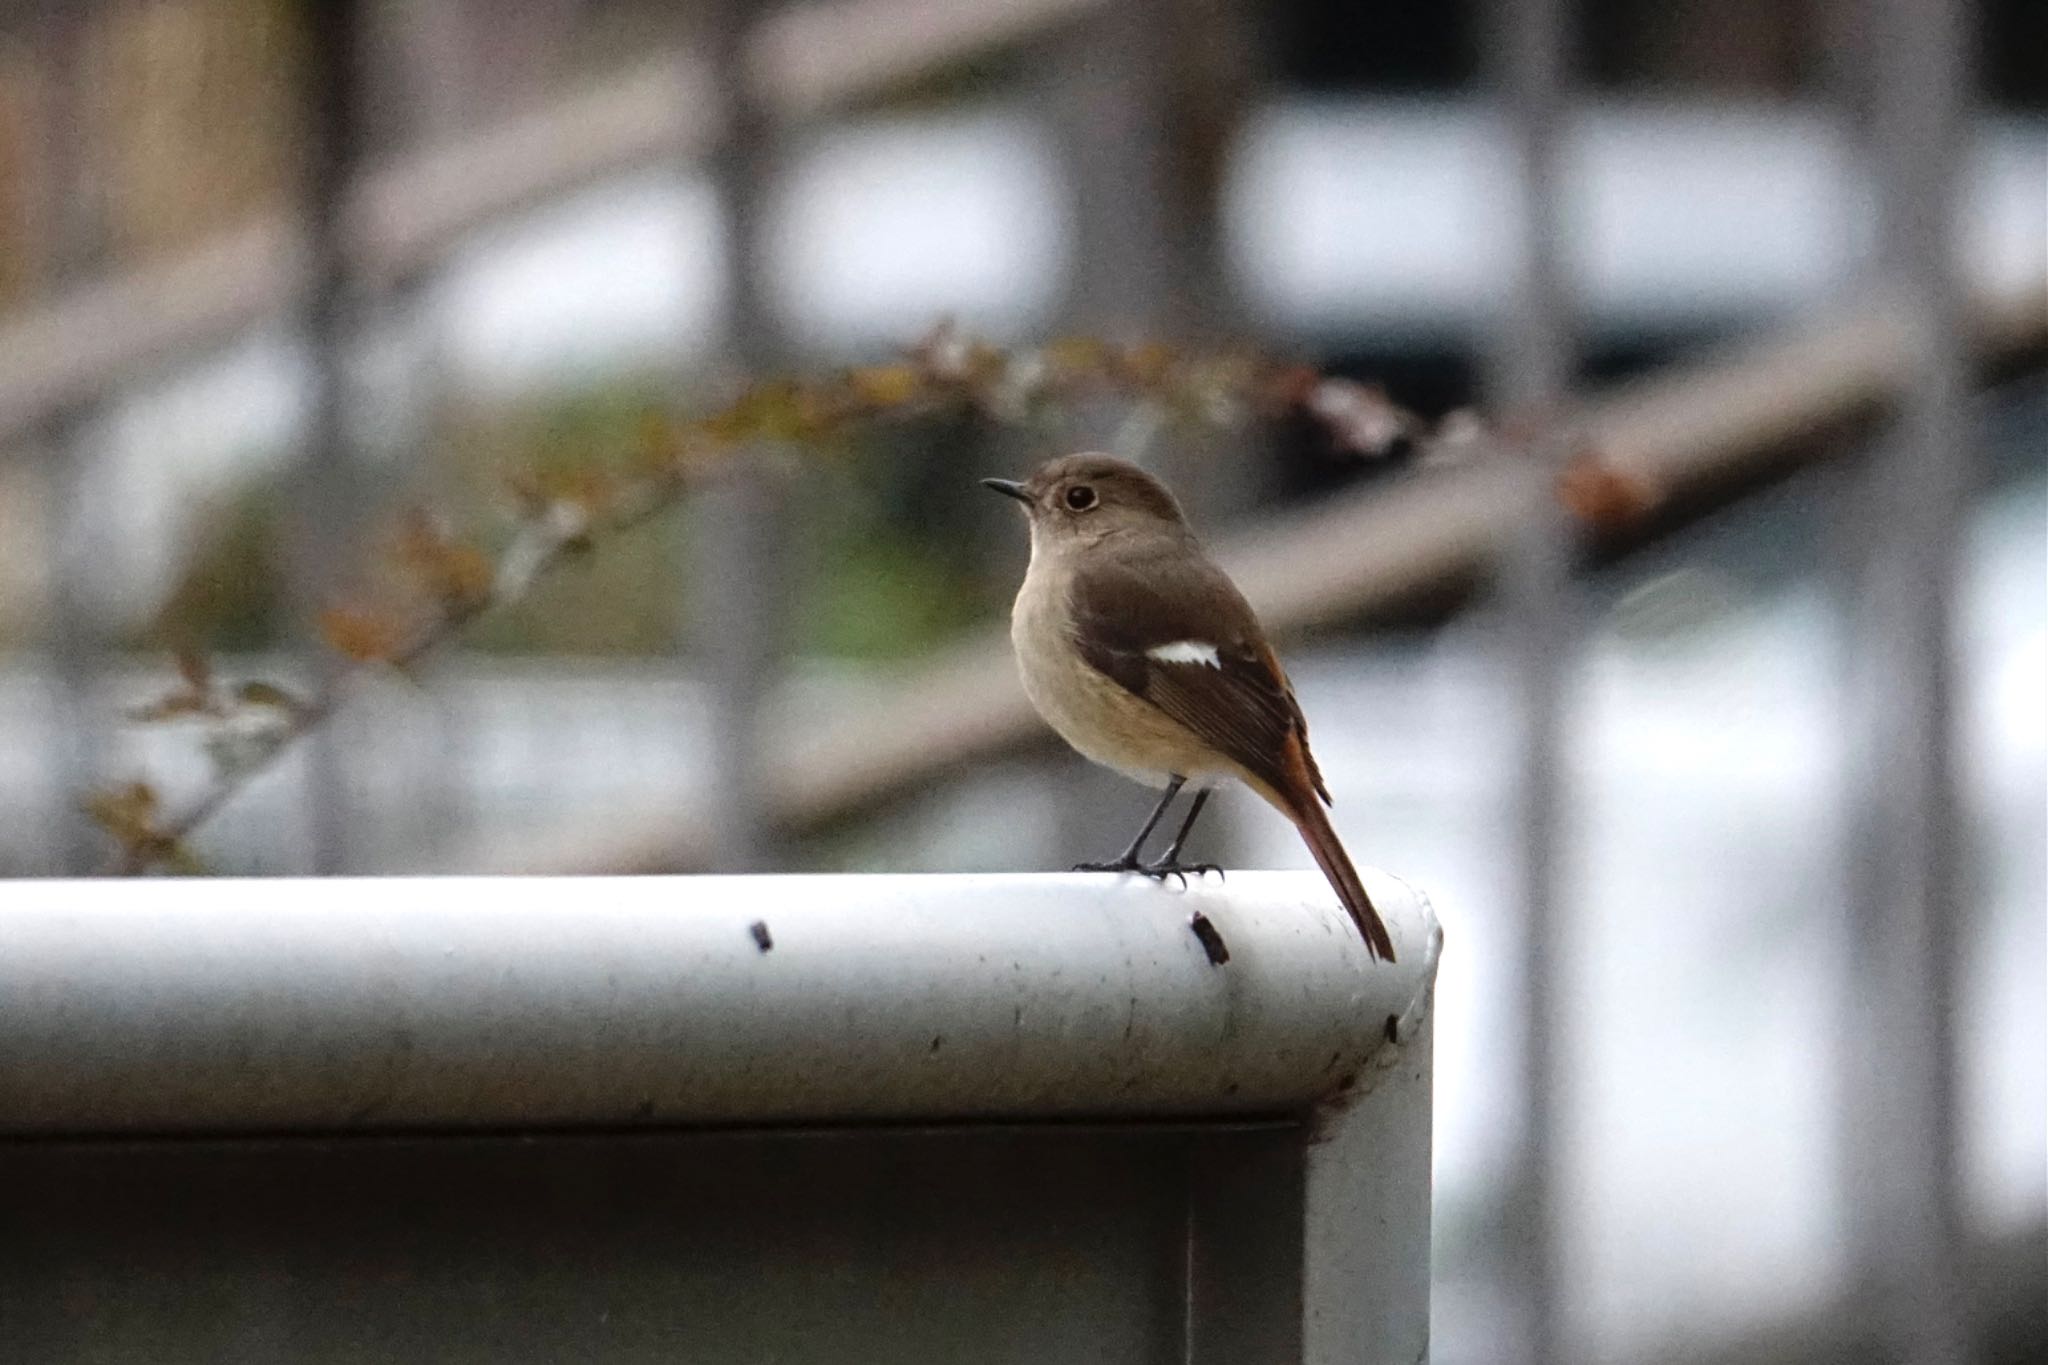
[1293, 798, 1397, 963]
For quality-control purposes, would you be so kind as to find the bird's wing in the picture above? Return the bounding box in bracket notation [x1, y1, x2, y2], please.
[1066, 546, 1331, 807]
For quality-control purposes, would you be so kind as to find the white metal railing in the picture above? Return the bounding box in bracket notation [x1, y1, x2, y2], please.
[0, 870, 1439, 1364]
[0, 870, 1437, 1133]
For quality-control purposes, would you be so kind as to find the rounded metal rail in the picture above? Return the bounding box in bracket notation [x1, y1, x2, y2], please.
[0, 870, 1440, 1136]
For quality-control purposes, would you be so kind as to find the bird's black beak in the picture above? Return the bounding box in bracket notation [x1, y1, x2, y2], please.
[980, 478, 1032, 504]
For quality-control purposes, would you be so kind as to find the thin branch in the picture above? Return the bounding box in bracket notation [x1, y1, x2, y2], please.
[105, 462, 682, 874]
[89, 323, 1639, 873]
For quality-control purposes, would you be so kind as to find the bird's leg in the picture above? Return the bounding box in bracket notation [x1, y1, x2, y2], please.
[1073, 776, 1184, 874]
[1143, 788, 1223, 885]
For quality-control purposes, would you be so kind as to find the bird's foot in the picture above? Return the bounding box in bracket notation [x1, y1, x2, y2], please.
[1140, 858, 1224, 889]
[1072, 856, 1148, 876]
[1073, 855, 1223, 889]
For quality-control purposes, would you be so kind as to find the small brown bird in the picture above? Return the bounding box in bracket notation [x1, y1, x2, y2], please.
[985, 453, 1396, 963]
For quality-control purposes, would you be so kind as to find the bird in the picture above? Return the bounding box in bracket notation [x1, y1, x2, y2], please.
[984, 452, 1396, 963]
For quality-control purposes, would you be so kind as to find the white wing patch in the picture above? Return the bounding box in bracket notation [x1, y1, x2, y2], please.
[1147, 640, 1223, 668]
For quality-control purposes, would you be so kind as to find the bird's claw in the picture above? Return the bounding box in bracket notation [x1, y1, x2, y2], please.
[1074, 857, 1224, 889]
[1143, 860, 1223, 888]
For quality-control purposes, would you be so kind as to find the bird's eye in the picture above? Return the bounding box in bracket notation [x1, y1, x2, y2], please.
[1065, 485, 1098, 511]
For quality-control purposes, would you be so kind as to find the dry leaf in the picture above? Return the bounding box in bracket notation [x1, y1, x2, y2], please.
[632, 410, 697, 479]
[236, 681, 301, 711]
[82, 781, 158, 837]
[81, 781, 193, 871]
[1262, 363, 1323, 411]
[1116, 341, 1178, 388]
[131, 647, 221, 722]
[174, 648, 213, 694]
[845, 364, 921, 409]
[1557, 449, 1658, 531]
[1041, 335, 1109, 378]
[320, 606, 404, 663]
[396, 513, 495, 611]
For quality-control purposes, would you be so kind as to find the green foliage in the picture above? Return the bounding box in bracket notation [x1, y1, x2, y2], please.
[144, 480, 288, 652]
[784, 406, 1020, 660]
[806, 536, 979, 658]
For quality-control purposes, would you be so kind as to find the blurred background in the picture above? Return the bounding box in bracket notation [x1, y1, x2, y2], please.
[0, 0, 2041, 1361]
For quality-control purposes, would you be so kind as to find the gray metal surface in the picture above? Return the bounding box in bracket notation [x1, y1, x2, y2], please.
[1305, 1004, 1434, 1365]
[0, 1124, 1304, 1365]
[1484, 0, 1575, 1358]
[0, 870, 1438, 1135]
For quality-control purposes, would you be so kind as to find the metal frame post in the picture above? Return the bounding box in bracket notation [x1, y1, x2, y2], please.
[291, 0, 368, 874]
[1483, 0, 1575, 1360]
[33, 2, 103, 875]
[689, 0, 788, 873]
[1838, 0, 1976, 1359]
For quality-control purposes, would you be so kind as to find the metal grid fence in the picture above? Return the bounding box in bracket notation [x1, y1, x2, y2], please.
[0, 1, 2032, 1361]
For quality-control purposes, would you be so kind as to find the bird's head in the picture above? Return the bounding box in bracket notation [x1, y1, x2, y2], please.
[981, 453, 1189, 549]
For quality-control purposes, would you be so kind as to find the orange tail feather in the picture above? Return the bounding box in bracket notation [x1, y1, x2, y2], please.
[1293, 798, 1396, 963]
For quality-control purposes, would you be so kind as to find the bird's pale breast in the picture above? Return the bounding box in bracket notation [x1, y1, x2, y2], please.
[1011, 555, 1227, 789]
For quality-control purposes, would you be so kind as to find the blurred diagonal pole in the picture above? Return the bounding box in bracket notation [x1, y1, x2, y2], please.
[291, 0, 368, 874]
[1484, 0, 1575, 1362]
[690, 0, 787, 871]
[1838, 0, 1975, 1359]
